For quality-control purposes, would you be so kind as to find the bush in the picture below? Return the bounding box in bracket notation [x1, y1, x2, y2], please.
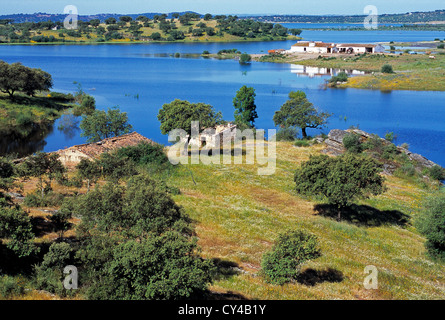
[384, 132, 395, 143]
[0, 276, 25, 298]
[400, 142, 410, 150]
[362, 134, 383, 152]
[429, 165, 445, 181]
[98, 152, 137, 181]
[49, 92, 75, 102]
[275, 127, 298, 142]
[116, 142, 170, 168]
[294, 139, 310, 147]
[329, 71, 348, 84]
[68, 176, 212, 299]
[55, 172, 83, 188]
[382, 143, 399, 160]
[396, 163, 416, 177]
[381, 64, 394, 73]
[343, 133, 362, 153]
[34, 242, 76, 297]
[73, 94, 96, 116]
[261, 230, 321, 285]
[24, 191, 65, 208]
[239, 53, 252, 64]
[416, 193, 445, 261]
[437, 44, 445, 49]
[150, 32, 162, 40]
[16, 113, 33, 127]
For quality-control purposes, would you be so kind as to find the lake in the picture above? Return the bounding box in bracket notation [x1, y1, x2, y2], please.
[1, 29, 445, 166]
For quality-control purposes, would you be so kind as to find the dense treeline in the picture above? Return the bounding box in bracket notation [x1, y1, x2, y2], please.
[247, 9, 445, 24]
[0, 13, 300, 43]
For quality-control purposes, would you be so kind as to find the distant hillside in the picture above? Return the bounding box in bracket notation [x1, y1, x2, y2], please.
[0, 11, 200, 23]
[244, 9, 445, 23]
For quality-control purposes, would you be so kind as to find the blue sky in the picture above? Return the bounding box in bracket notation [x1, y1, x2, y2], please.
[0, 0, 443, 15]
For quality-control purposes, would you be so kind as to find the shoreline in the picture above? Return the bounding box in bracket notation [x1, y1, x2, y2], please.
[0, 36, 301, 46]
[253, 44, 445, 92]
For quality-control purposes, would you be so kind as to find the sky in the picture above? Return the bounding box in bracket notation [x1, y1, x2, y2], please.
[0, 0, 443, 16]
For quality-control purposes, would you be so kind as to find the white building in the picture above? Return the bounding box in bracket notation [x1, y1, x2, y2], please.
[287, 41, 385, 54]
[288, 41, 336, 54]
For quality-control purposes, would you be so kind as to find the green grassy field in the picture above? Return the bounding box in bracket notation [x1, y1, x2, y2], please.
[160, 142, 445, 300]
[6, 140, 445, 300]
[258, 50, 445, 91]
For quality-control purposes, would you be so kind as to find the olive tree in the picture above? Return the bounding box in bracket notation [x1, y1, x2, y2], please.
[66, 175, 214, 299]
[80, 106, 133, 143]
[157, 99, 223, 154]
[273, 91, 331, 139]
[294, 153, 386, 221]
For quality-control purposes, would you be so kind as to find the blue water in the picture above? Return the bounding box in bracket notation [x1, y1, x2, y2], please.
[282, 23, 405, 29]
[0, 39, 444, 166]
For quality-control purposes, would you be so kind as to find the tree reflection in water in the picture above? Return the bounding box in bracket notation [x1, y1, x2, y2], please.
[0, 114, 81, 158]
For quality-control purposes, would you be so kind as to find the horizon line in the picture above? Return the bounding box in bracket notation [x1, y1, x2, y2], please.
[1, 8, 444, 17]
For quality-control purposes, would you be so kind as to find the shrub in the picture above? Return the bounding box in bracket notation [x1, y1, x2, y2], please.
[396, 163, 416, 177]
[261, 230, 321, 285]
[49, 92, 75, 102]
[329, 71, 348, 84]
[400, 142, 410, 150]
[416, 193, 445, 261]
[362, 134, 383, 152]
[116, 142, 170, 167]
[55, 172, 83, 188]
[24, 191, 65, 207]
[384, 132, 395, 143]
[275, 127, 298, 142]
[381, 64, 394, 73]
[437, 44, 445, 49]
[150, 32, 161, 40]
[34, 242, 76, 297]
[382, 143, 399, 160]
[239, 53, 252, 64]
[16, 113, 33, 127]
[0, 276, 25, 298]
[429, 165, 445, 181]
[343, 133, 362, 153]
[69, 176, 212, 299]
[294, 139, 310, 147]
[98, 152, 137, 181]
[73, 94, 96, 116]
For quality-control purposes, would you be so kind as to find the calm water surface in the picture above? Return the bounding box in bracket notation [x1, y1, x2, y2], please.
[0, 36, 444, 166]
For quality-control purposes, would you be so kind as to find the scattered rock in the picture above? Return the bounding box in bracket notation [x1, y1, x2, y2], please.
[321, 129, 442, 175]
[6, 192, 25, 202]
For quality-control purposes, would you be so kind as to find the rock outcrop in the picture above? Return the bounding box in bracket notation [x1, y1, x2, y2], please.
[320, 129, 441, 175]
